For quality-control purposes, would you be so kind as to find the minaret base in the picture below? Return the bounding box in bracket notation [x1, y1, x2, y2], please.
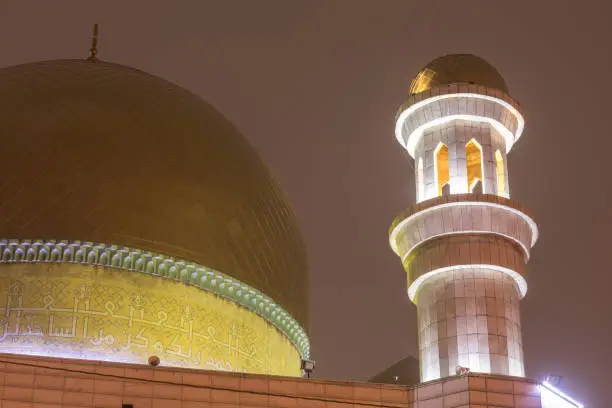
[417, 266, 524, 382]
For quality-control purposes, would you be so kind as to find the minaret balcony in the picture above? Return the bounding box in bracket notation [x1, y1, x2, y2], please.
[389, 194, 538, 302]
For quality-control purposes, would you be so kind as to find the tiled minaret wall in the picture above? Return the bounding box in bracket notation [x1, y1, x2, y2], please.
[390, 84, 538, 382]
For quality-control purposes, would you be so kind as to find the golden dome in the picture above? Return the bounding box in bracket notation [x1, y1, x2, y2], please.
[409, 54, 508, 95]
[0, 59, 309, 328]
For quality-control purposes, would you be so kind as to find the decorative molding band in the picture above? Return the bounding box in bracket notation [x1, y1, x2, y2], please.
[395, 92, 525, 157]
[0, 239, 310, 359]
[400, 231, 531, 264]
[389, 198, 538, 255]
[408, 264, 527, 303]
[390, 193, 535, 227]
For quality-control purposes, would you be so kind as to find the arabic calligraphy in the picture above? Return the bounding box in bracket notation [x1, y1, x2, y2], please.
[0, 264, 301, 376]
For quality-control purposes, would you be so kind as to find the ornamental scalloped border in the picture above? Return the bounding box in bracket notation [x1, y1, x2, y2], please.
[0, 239, 310, 359]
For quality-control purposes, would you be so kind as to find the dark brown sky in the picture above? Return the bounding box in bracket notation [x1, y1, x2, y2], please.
[1, 1, 610, 405]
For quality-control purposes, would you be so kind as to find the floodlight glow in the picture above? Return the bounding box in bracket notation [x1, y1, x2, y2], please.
[540, 381, 584, 408]
[394, 93, 525, 158]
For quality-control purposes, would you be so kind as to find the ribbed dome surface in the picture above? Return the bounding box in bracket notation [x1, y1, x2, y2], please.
[0, 59, 309, 327]
[409, 54, 508, 95]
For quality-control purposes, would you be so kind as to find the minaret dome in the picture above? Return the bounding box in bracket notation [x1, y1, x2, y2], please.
[408, 54, 508, 95]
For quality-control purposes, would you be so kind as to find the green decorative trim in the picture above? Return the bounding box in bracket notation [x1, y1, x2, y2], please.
[0, 239, 310, 359]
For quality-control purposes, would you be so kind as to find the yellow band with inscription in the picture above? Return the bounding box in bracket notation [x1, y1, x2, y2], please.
[0, 239, 310, 361]
[0, 263, 301, 376]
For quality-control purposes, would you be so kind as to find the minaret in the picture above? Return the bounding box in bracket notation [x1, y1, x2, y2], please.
[389, 54, 538, 382]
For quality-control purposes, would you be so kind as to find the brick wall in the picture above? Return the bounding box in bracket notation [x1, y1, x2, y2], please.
[0, 353, 542, 407]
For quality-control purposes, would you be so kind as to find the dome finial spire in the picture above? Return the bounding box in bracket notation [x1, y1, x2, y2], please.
[88, 23, 99, 62]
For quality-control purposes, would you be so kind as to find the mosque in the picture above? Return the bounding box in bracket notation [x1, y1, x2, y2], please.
[0, 27, 583, 407]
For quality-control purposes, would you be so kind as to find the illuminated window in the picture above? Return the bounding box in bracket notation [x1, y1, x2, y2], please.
[417, 157, 424, 200]
[434, 143, 449, 196]
[466, 139, 483, 193]
[495, 150, 506, 197]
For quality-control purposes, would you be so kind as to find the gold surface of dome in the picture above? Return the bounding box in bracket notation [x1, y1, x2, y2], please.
[0, 59, 309, 328]
[408, 54, 508, 95]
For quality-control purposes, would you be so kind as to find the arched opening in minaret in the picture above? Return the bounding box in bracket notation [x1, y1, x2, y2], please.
[417, 157, 425, 201]
[495, 150, 506, 197]
[466, 139, 483, 193]
[434, 143, 449, 196]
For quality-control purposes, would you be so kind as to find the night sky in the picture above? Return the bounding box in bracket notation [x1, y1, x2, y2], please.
[0, 1, 610, 406]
